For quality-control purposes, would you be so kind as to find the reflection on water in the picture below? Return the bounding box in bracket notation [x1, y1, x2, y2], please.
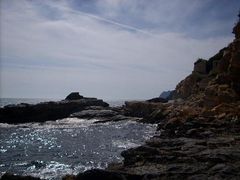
[0, 118, 156, 179]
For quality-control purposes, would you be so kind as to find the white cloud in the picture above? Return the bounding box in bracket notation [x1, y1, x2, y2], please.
[0, 0, 233, 99]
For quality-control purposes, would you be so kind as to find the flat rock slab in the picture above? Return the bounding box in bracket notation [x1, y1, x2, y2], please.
[70, 109, 118, 118]
[71, 109, 142, 123]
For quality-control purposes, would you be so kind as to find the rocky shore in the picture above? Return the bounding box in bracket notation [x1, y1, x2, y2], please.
[0, 92, 138, 124]
[1, 15, 240, 180]
[61, 15, 240, 180]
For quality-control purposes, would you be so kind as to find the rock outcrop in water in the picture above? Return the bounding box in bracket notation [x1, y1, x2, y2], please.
[0, 93, 109, 124]
[70, 105, 140, 123]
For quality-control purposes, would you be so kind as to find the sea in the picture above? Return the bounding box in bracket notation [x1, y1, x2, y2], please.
[0, 98, 157, 179]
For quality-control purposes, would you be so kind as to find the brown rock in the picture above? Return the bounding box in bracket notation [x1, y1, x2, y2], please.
[124, 101, 163, 118]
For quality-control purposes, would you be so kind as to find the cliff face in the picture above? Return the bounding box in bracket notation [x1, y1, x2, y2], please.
[100, 20, 240, 180]
[174, 20, 240, 107]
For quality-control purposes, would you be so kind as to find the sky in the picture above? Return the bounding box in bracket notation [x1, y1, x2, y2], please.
[0, 0, 239, 100]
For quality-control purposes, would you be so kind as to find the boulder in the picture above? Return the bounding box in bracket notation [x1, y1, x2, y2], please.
[65, 92, 83, 100]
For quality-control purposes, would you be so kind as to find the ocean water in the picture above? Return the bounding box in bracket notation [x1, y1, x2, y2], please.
[0, 98, 125, 107]
[0, 99, 156, 179]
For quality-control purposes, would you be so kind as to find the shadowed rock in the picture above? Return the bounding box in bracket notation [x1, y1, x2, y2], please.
[147, 97, 168, 103]
[65, 92, 84, 100]
[0, 173, 41, 180]
[62, 169, 143, 180]
[71, 109, 118, 119]
[0, 93, 109, 124]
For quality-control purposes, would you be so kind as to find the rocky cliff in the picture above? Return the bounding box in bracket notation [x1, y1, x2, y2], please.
[174, 19, 240, 107]
[66, 16, 240, 180]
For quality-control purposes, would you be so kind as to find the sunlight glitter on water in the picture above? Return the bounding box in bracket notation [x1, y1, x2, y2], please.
[0, 118, 157, 179]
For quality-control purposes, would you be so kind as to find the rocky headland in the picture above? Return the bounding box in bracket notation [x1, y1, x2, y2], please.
[0, 92, 140, 124]
[60, 15, 240, 180]
[1, 15, 240, 180]
[0, 92, 110, 124]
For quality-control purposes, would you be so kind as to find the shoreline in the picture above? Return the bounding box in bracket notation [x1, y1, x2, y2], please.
[1, 16, 240, 180]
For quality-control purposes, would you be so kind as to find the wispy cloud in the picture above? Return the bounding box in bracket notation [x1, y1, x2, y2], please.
[0, 0, 237, 99]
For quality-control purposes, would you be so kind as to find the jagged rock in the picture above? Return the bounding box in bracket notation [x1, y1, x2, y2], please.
[173, 73, 209, 99]
[194, 59, 208, 74]
[173, 18, 240, 103]
[65, 92, 84, 100]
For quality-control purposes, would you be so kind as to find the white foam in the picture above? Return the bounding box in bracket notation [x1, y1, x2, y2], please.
[0, 118, 98, 129]
[112, 140, 140, 149]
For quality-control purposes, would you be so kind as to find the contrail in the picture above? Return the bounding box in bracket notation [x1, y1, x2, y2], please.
[76, 11, 156, 37]
[53, 3, 158, 37]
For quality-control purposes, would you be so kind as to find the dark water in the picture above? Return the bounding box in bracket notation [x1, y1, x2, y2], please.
[0, 98, 125, 107]
[0, 99, 156, 179]
[0, 98, 59, 108]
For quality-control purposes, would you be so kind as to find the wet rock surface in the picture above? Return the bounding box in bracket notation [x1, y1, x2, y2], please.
[70, 106, 140, 123]
[71, 109, 118, 119]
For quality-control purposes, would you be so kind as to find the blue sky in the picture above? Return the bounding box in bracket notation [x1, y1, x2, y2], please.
[0, 0, 239, 100]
